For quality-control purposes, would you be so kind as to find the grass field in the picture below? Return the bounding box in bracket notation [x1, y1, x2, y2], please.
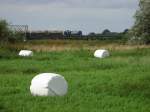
[0, 43, 150, 112]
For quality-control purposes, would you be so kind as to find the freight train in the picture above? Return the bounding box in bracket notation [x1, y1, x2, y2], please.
[26, 30, 122, 40]
[27, 30, 83, 40]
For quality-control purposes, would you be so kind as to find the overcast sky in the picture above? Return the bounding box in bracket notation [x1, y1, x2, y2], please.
[0, 0, 139, 34]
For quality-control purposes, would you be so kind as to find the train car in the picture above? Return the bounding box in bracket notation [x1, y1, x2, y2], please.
[27, 30, 63, 40]
[63, 30, 82, 39]
[71, 30, 82, 37]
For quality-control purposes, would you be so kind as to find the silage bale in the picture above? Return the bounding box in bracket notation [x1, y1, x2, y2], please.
[19, 50, 33, 57]
[30, 73, 68, 96]
[94, 49, 109, 58]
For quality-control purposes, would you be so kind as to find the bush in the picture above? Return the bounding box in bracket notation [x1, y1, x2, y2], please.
[0, 19, 23, 44]
[0, 19, 10, 43]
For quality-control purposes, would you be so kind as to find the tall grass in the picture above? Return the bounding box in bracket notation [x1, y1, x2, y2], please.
[4, 40, 150, 53]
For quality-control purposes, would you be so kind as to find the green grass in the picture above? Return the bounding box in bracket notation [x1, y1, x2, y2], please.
[1, 48, 150, 112]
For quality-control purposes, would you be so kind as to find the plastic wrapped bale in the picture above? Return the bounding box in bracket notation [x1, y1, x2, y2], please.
[94, 49, 109, 58]
[19, 50, 33, 57]
[30, 73, 68, 96]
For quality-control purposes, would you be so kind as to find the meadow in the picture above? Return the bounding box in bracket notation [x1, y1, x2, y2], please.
[0, 40, 150, 112]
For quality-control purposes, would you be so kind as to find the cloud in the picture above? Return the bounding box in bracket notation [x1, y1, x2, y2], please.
[0, 0, 138, 9]
[0, 0, 139, 33]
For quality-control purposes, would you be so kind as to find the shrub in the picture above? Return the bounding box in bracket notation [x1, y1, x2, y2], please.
[0, 19, 10, 44]
[0, 19, 23, 44]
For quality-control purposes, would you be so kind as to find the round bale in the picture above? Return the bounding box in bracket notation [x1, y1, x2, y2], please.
[19, 50, 33, 57]
[30, 73, 68, 96]
[94, 49, 109, 58]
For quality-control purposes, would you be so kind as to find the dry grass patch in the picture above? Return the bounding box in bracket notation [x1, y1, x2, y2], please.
[5, 40, 150, 52]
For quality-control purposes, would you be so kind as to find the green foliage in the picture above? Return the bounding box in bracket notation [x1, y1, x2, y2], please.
[102, 29, 111, 35]
[0, 19, 10, 44]
[0, 49, 150, 111]
[129, 0, 150, 44]
[0, 19, 23, 44]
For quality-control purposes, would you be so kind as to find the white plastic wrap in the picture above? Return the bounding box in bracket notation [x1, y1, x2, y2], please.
[30, 73, 68, 96]
[19, 50, 33, 57]
[94, 49, 109, 58]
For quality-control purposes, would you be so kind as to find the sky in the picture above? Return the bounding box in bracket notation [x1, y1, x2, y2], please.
[0, 0, 139, 34]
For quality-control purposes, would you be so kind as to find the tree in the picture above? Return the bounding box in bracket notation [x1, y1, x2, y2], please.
[0, 19, 10, 43]
[102, 29, 111, 35]
[0, 19, 23, 44]
[130, 0, 150, 44]
[123, 29, 129, 34]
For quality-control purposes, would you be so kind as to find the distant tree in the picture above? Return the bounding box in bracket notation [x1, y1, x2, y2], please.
[64, 30, 71, 37]
[0, 19, 10, 43]
[78, 31, 82, 37]
[129, 0, 150, 44]
[88, 32, 96, 36]
[0, 19, 23, 44]
[123, 29, 129, 34]
[102, 29, 111, 35]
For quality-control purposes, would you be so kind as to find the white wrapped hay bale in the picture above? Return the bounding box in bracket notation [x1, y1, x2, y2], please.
[19, 50, 33, 57]
[30, 73, 68, 96]
[94, 49, 109, 58]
